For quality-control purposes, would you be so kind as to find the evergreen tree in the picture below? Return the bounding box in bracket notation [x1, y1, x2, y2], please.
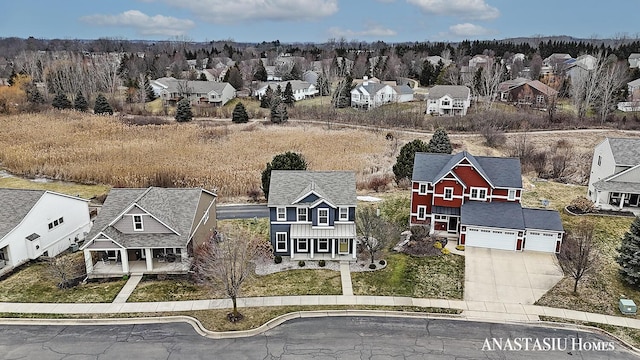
[316, 71, 330, 96]
[618, 216, 640, 287]
[260, 85, 273, 108]
[224, 66, 243, 91]
[93, 94, 113, 115]
[175, 98, 193, 122]
[270, 97, 288, 124]
[283, 82, 295, 107]
[144, 77, 157, 102]
[231, 102, 249, 123]
[25, 83, 45, 104]
[52, 93, 72, 110]
[254, 61, 268, 81]
[428, 128, 453, 154]
[73, 91, 88, 112]
[283, 63, 301, 81]
[198, 73, 208, 81]
[261, 151, 307, 199]
[275, 84, 283, 99]
[420, 61, 434, 86]
[433, 60, 445, 85]
[392, 139, 429, 182]
[332, 74, 353, 108]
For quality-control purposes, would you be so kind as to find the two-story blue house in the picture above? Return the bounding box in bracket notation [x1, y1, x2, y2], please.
[268, 170, 357, 261]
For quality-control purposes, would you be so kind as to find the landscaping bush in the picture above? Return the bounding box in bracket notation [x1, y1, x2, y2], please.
[568, 196, 596, 214]
[298, 260, 305, 267]
[274, 255, 282, 264]
[379, 259, 386, 266]
[433, 241, 443, 250]
[455, 245, 465, 251]
[441, 248, 450, 255]
[318, 260, 326, 267]
[369, 263, 377, 269]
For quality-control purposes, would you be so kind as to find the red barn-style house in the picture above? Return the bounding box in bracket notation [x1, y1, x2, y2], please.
[410, 151, 564, 253]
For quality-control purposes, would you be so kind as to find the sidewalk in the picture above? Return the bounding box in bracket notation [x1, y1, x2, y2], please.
[112, 274, 143, 303]
[2, 295, 640, 331]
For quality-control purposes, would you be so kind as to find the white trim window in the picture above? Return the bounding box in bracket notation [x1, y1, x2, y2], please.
[470, 187, 487, 201]
[418, 183, 427, 195]
[297, 208, 308, 222]
[277, 207, 286, 221]
[133, 215, 144, 231]
[417, 205, 426, 220]
[339, 207, 349, 221]
[444, 187, 454, 200]
[48, 217, 64, 230]
[275, 232, 287, 252]
[318, 208, 329, 226]
[297, 238, 309, 252]
[318, 238, 329, 252]
[508, 189, 516, 201]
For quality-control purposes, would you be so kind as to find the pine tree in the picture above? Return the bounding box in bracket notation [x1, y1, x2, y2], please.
[618, 216, 640, 287]
[420, 61, 434, 86]
[25, 83, 45, 104]
[270, 97, 288, 124]
[93, 94, 113, 115]
[231, 102, 249, 123]
[316, 71, 330, 96]
[261, 152, 307, 199]
[392, 139, 430, 182]
[428, 128, 453, 154]
[175, 98, 193, 122]
[198, 73, 208, 81]
[332, 74, 353, 108]
[275, 84, 283, 99]
[260, 86, 273, 108]
[52, 93, 72, 110]
[144, 77, 157, 102]
[73, 91, 88, 112]
[254, 61, 268, 81]
[283, 82, 295, 107]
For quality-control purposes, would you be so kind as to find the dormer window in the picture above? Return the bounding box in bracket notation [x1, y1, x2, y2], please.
[277, 207, 286, 221]
[470, 187, 487, 201]
[339, 207, 349, 221]
[318, 208, 329, 226]
[297, 208, 308, 222]
[133, 215, 143, 231]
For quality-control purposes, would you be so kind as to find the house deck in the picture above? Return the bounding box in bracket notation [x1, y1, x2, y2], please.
[88, 258, 192, 279]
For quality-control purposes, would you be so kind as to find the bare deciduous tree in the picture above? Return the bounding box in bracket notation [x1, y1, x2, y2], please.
[596, 56, 628, 124]
[47, 253, 85, 289]
[356, 206, 397, 264]
[557, 220, 599, 293]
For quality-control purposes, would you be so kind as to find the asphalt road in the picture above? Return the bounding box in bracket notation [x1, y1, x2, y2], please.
[217, 204, 269, 220]
[0, 317, 636, 359]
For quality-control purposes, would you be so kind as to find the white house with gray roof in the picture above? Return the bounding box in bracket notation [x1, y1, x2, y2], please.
[80, 187, 216, 278]
[588, 137, 640, 214]
[154, 78, 236, 106]
[350, 77, 413, 109]
[0, 189, 91, 276]
[426, 85, 471, 116]
[268, 171, 357, 261]
[255, 80, 318, 101]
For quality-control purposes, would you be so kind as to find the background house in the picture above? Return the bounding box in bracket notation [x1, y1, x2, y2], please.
[158, 79, 236, 106]
[255, 80, 318, 101]
[0, 189, 91, 276]
[81, 187, 217, 278]
[410, 152, 564, 253]
[588, 137, 640, 214]
[268, 171, 357, 261]
[498, 78, 558, 107]
[425, 85, 471, 116]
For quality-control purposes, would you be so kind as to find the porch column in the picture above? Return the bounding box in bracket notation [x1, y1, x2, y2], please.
[145, 248, 153, 271]
[310, 239, 314, 259]
[620, 193, 626, 209]
[83, 250, 93, 274]
[352, 238, 357, 259]
[290, 237, 295, 260]
[120, 249, 129, 273]
[428, 214, 435, 235]
[595, 190, 601, 204]
[331, 239, 336, 259]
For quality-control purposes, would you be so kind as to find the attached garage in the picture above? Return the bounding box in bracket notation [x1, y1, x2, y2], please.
[465, 227, 517, 251]
[524, 231, 561, 253]
[522, 209, 564, 253]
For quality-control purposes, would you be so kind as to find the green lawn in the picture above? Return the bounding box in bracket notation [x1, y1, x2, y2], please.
[0, 175, 109, 200]
[352, 253, 464, 299]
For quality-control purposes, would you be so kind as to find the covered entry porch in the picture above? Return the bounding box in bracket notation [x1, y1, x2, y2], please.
[289, 224, 357, 261]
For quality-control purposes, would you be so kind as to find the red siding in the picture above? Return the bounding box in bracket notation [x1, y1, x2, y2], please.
[434, 221, 447, 231]
[433, 180, 463, 207]
[460, 233, 466, 245]
[411, 193, 432, 213]
[516, 239, 522, 250]
[493, 189, 508, 196]
[452, 166, 491, 189]
[412, 181, 419, 190]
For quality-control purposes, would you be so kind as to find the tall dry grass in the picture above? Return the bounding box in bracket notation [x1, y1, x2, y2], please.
[0, 111, 391, 198]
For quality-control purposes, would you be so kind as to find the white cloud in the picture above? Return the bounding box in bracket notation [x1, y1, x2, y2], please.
[149, 0, 338, 23]
[328, 24, 397, 38]
[81, 10, 195, 37]
[407, 0, 499, 20]
[448, 23, 491, 36]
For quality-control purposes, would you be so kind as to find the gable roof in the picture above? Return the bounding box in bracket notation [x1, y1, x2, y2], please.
[593, 164, 640, 193]
[522, 208, 564, 232]
[628, 78, 640, 87]
[161, 80, 233, 95]
[426, 85, 470, 100]
[461, 201, 525, 229]
[353, 82, 389, 95]
[268, 171, 356, 207]
[392, 84, 414, 95]
[0, 189, 46, 239]
[412, 151, 522, 188]
[606, 138, 640, 166]
[86, 187, 215, 249]
[258, 80, 314, 93]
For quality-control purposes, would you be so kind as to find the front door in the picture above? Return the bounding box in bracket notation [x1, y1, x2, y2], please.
[448, 216, 458, 233]
[339, 239, 349, 254]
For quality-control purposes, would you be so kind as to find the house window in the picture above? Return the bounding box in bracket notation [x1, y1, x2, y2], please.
[444, 187, 454, 200]
[277, 207, 286, 221]
[418, 183, 427, 195]
[597, 155, 601, 166]
[318, 208, 329, 226]
[275, 232, 287, 252]
[536, 95, 545, 104]
[339, 207, 349, 221]
[48, 217, 65, 230]
[417, 206, 426, 220]
[470, 187, 487, 201]
[297, 208, 308, 222]
[441, 99, 450, 106]
[297, 238, 309, 252]
[318, 239, 329, 252]
[508, 189, 516, 201]
[133, 215, 143, 231]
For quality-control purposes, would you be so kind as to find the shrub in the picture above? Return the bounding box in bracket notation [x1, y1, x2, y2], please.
[274, 255, 282, 264]
[568, 196, 596, 214]
[441, 248, 450, 255]
[455, 245, 465, 251]
[358, 174, 393, 192]
[298, 260, 306, 267]
[247, 188, 261, 202]
[318, 260, 326, 267]
[481, 125, 506, 148]
[122, 274, 129, 281]
[433, 241, 443, 249]
[379, 259, 386, 266]
[369, 263, 377, 269]
[175, 98, 193, 122]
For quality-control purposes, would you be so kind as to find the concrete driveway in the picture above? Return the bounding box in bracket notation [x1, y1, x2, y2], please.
[464, 247, 564, 304]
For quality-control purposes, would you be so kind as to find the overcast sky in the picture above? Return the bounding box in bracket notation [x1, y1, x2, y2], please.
[3, 0, 639, 43]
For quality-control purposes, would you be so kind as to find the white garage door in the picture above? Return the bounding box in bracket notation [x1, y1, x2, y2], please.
[524, 231, 558, 253]
[465, 227, 517, 251]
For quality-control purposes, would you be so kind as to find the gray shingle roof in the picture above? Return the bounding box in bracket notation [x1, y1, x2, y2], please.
[87, 187, 210, 248]
[608, 138, 640, 166]
[0, 189, 46, 239]
[392, 84, 414, 95]
[354, 82, 387, 95]
[268, 171, 356, 207]
[162, 80, 233, 95]
[412, 152, 522, 188]
[522, 208, 564, 232]
[629, 78, 640, 87]
[461, 201, 525, 229]
[426, 85, 470, 100]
